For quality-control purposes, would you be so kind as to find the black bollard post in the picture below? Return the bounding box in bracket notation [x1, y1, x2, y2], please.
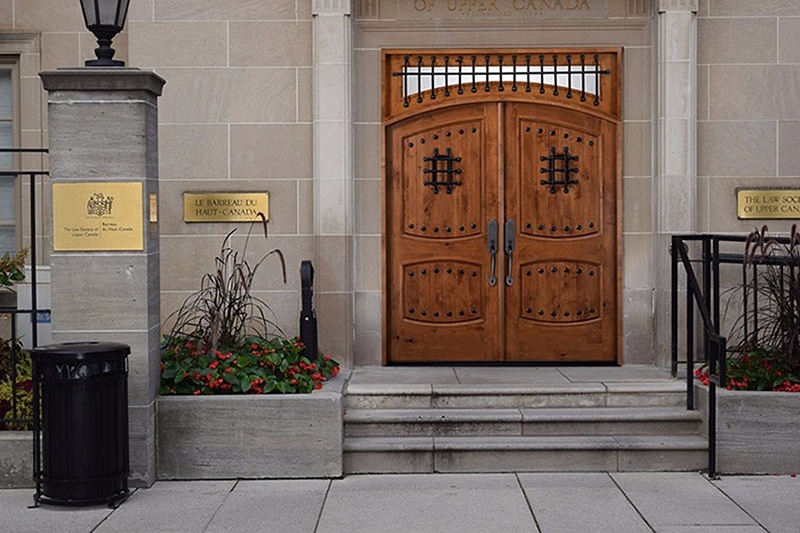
[299, 261, 319, 360]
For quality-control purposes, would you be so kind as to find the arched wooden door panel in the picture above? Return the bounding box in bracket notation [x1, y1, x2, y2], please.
[504, 103, 618, 362]
[386, 104, 502, 363]
[383, 50, 621, 364]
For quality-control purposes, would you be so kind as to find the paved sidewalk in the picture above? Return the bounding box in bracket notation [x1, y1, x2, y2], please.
[0, 472, 798, 532]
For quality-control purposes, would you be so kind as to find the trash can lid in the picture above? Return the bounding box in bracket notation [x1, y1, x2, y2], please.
[31, 341, 130, 363]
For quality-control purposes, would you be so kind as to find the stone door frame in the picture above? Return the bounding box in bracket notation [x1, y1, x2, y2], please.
[311, 0, 698, 368]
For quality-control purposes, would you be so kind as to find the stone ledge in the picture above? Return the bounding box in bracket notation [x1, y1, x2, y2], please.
[40, 68, 166, 96]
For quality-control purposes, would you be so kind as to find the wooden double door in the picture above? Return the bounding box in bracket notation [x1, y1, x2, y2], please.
[386, 101, 619, 363]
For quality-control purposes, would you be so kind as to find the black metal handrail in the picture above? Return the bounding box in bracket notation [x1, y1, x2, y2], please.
[671, 235, 727, 478]
[671, 232, 798, 478]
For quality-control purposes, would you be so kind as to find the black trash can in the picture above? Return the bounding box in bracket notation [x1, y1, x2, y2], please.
[31, 341, 130, 507]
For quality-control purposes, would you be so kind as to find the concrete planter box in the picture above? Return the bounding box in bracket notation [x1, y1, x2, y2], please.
[157, 373, 346, 479]
[0, 432, 33, 488]
[695, 383, 800, 474]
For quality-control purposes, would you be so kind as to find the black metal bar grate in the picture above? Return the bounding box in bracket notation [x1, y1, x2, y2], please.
[423, 148, 462, 195]
[0, 148, 49, 432]
[539, 146, 579, 194]
[393, 53, 611, 108]
[671, 232, 800, 478]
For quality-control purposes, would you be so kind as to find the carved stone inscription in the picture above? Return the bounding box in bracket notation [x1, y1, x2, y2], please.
[404, 0, 608, 19]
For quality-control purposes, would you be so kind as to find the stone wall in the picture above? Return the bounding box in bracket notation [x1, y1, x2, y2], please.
[696, 1, 800, 233]
[3, 1, 800, 371]
[127, 2, 316, 350]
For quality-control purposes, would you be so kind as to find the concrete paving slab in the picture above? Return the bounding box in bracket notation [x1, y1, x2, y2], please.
[0, 489, 112, 533]
[518, 473, 650, 533]
[316, 474, 537, 533]
[611, 472, 758, 529]
[713, 475, 800, 533]
[656, 527, 766, 532]
[558, 365, 674, 382]
[95, 480, 236, 532]
[205, 480, 329, 533]
[0, 474, 796, 532]
[454, 366, 570, 384]
[348, 366, 458, 385]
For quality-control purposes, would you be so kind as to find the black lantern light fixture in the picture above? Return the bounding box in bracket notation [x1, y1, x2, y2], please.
[80, 0, 130, 67]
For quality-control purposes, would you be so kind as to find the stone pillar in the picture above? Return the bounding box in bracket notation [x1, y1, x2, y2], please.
[312, 0, 354, 365]
[655, 0, 698, 367]
[39, 69, 165, 486]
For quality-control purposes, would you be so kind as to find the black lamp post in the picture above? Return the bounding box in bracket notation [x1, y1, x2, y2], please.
[80, 0, 130, 67]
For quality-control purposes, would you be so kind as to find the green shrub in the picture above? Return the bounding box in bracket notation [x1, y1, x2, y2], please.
[160, 335, 340, 395]
[161, 215, 339, 395]
[0, 248, 27, 288]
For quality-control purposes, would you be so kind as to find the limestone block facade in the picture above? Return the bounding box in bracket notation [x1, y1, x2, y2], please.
[1, 0, 799, 369]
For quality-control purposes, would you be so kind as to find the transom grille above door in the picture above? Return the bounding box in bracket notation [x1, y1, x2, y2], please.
[383, 49, 621, 123]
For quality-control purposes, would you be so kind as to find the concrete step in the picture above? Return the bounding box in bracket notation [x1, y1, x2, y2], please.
[343, 435, 708, 474]
[344, 407, 704, 438]
[344, 382, 687, 410]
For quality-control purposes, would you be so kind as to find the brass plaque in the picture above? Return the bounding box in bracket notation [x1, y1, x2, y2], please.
[184, 192, 269, 223]
[737, 189, 800, 219]
[53, 182, 144, 251]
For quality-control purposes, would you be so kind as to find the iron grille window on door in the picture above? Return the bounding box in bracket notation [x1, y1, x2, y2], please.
[392, 53, 611, 108]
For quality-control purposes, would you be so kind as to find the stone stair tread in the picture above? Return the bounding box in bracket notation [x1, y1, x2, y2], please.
[345, 406, 700, 423]
[345, 436, 434, 452]
[345, 408, 523, 423]
[345, 381, 685, 396]
[520, 406, 702, 422]
[344, 435, 707, 452]
[344, 381, 687, 409]
[436, 435, 708, 451]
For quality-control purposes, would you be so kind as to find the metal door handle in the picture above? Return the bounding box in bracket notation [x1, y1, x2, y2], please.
[505, 219, 515, 286]
[488, 219, 498, 286]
